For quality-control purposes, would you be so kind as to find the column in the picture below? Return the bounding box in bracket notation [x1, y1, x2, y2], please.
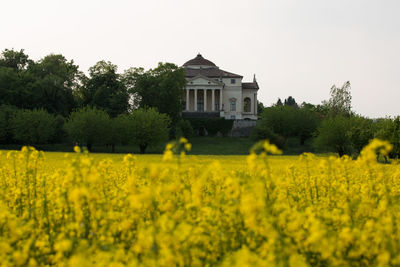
[194, 89, 198, 112]
[219, 89, 223, 111]
[186, 89, 189, 111]
[211, 89, 215, 111]
[254, 93, 257, 114]
[204, 89, 207, 112]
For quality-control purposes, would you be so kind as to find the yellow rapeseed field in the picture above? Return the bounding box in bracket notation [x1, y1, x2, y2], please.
[0, 138, 399, 266]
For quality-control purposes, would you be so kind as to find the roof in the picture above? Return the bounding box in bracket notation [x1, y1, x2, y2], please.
[183, 53, 216, 67]
[183, 53, 243, 79]
[184, 67, 243, 78]
[242, 82, 259, 90]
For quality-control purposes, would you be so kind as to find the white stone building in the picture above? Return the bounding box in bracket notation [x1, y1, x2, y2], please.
[182, 54, 259, 120]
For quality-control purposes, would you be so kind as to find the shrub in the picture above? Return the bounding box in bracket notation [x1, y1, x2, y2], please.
[0, 104, 18, 144]
[313, 116, 353, 156]
[187, 118, 233, 136]
[11, 108, 57, 145]
[175, 119, 194, 138]
[123, 108, 170, 153]
[64, 106, 110, 151]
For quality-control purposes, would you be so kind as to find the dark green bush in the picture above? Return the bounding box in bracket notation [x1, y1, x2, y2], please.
[175, 119, 194, 138]
[64, 106, 111, 151]
[11, 108, 58, 145]
[0, 104, 18, 144]
[187, 118, 233, 136]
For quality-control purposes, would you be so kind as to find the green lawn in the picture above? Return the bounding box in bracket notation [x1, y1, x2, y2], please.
[0, 136, 316, 155]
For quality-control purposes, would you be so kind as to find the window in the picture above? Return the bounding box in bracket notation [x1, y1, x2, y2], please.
[230, 115, 236, 120]
[244, 97, 251, 112]
[230, 99, 236, 111]
[231, 79, 236, 84]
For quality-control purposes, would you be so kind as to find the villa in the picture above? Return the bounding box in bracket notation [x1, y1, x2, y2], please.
[182, 54, 259, 120]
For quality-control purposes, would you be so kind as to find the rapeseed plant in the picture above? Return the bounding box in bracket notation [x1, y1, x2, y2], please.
[0, 139, 398, 266]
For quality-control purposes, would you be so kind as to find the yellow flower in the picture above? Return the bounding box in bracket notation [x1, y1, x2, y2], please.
[179, 137, 188, 144]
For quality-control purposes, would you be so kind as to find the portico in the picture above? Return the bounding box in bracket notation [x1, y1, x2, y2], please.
[184, 89, 222, 112]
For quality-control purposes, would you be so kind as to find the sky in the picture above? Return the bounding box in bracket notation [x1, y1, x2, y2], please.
[1, 0, 399, 118]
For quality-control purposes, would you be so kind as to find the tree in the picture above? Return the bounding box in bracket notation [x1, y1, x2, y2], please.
[0, 50, 81, 115]
[0, 49, 36, 109]
[0, 105, 18, 144]
[255, 105, 321, 145]
[324, 81, 352, 117]
[275, 98, 283, 107]
[0, 48, 30, 70]
[175, 119, 194, 139]
[123, 108, 170, 153]
[347, 116, 375, 155]
[27, 54, 80, 116]
[257, 101, 265, 114]
[79, 61, 129, 117]
[64, 107, 111, 151]
[126, 63, 186, 124]
[314, 116, 353, 157]
[375, 117, 400, 158]
[250, 121, 284, 149]
[284, 96, 298, 108]
[11, 109, 58, 145]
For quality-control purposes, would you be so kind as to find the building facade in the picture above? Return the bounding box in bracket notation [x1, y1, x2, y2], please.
[182, 54, 259, 120]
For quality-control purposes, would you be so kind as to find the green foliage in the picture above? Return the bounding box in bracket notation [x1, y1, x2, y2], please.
[0, 48, 30, 70]
[120, 108, 170, 153]
[284, 96, 298, 107]
[314, 115, 376, 157]
[53, 115, 67, 143]
[250, 122, 284, 149]
[11, 109, 58, 145]
[126, 63, 186, 123]
[314, 116, 352, 156]
[257, 100, 265, 114]
[79, 61, 129, 117]
[64, 107, 111, 151]
[255, 106, 321, 145]
[323, 81, 352, 117]
[0, 105, 18, 144]
[275, 98, 283, 107]
[347, 116, 375, 155]
[0, 61, 35, 109]
[28, 54, 80, 116]
[175, 119, 194, 138]
[187, 118, 234, 136]
[375, 117, 400, 158]
[0, 50, 80, 116]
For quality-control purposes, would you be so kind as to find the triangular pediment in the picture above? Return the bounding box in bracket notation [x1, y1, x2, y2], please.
[187, 75, 224, 86]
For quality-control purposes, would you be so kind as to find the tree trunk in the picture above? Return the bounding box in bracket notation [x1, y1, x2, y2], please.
[337, 147, 345, 157]
[87, 143, 92, 152]
[112, 144, 115, 153]
[140, 144, 147, 154]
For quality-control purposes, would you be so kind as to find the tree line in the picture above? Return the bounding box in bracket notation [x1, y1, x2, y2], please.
[2, 48, 398, 157]
[253, 82, 400, 158]
[0, 48, 188, 153]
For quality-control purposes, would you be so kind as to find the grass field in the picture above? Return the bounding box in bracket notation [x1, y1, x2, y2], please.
[0, 139, 399, 266]
[0, 136, 313, 155]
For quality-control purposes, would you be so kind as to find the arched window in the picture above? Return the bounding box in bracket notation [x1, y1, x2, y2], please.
[230, 98, 236, 111]
[244, 97, 251, 112]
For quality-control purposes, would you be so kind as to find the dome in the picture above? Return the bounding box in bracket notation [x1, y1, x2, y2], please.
[183, 54, 217, 68]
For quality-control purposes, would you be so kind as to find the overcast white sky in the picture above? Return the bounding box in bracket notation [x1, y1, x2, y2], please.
[1, 0, 399, 118]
